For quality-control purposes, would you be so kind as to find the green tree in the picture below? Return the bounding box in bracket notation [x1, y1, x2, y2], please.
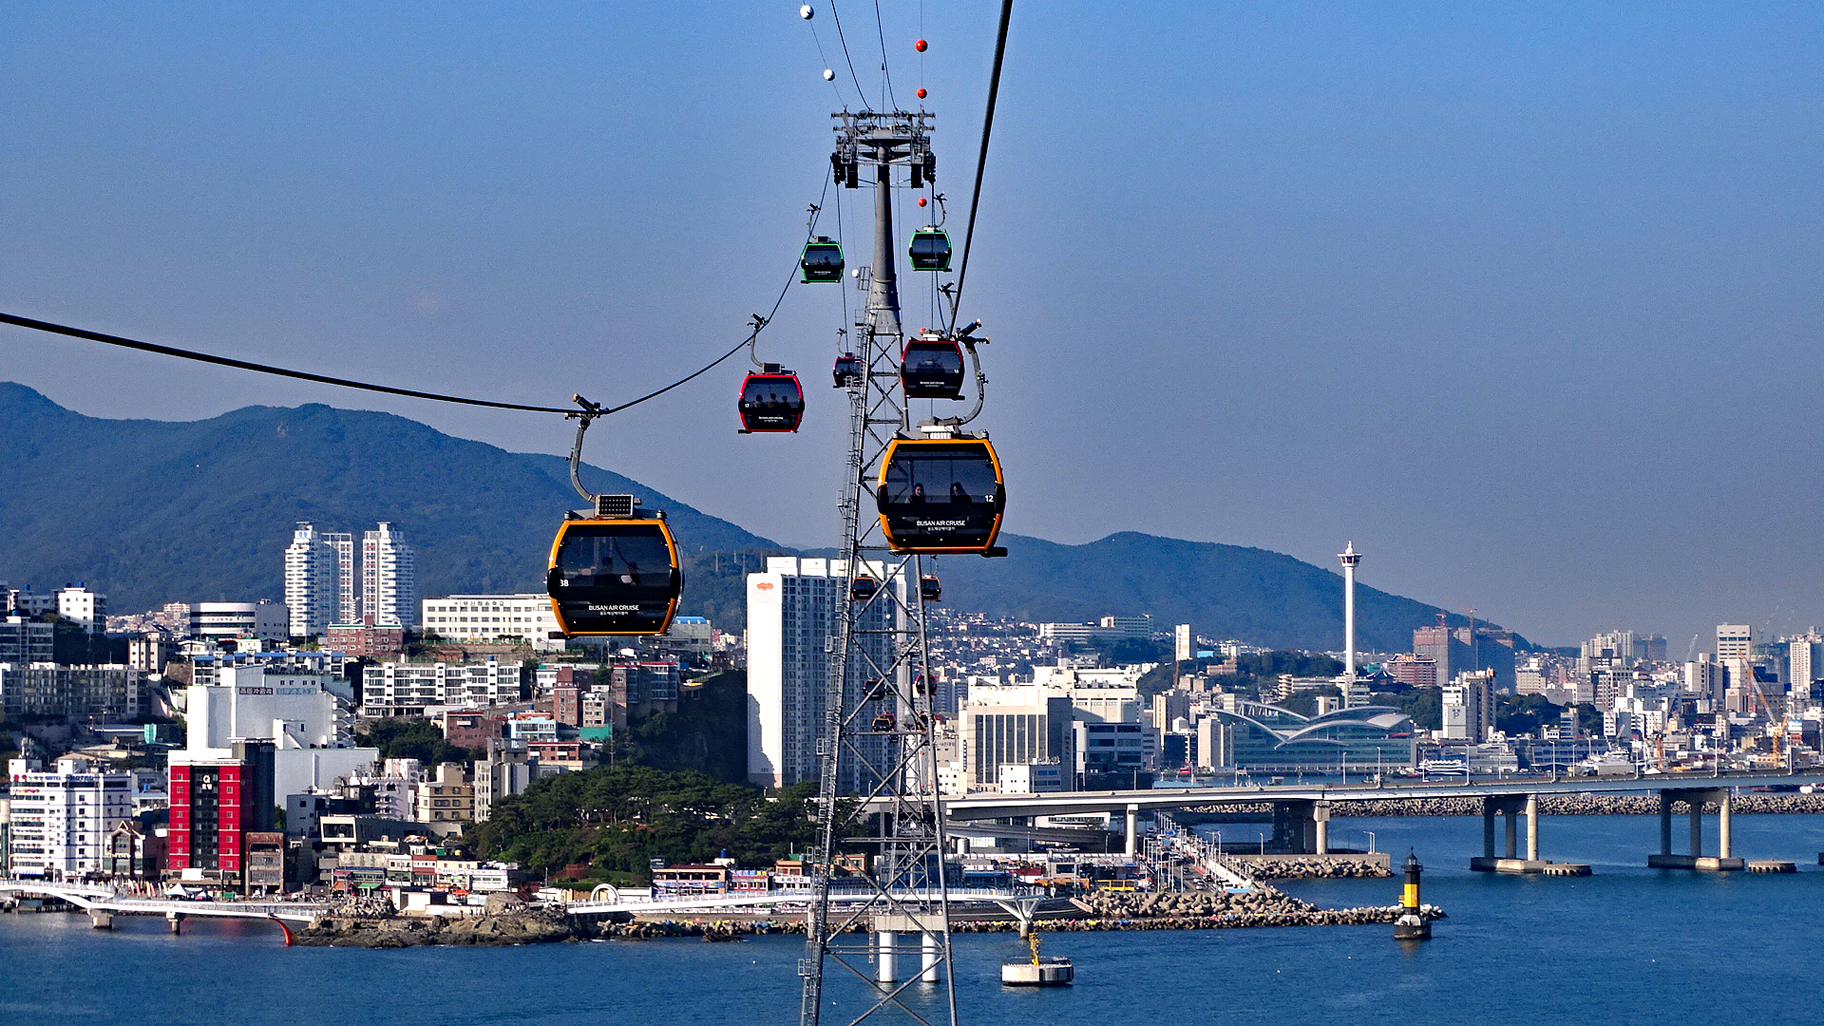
[1279, 685, 1343, 717]
[466, 766, 827, 884]
[1496, 693, 1561, 737]
[1378, 686, 1442, 731]
[355, 718, 470, 766]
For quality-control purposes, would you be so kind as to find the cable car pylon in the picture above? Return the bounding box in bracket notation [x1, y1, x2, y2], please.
[799, 107, 970, 1026]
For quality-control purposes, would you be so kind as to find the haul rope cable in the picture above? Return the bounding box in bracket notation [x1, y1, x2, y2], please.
[0, 176, 832, 421]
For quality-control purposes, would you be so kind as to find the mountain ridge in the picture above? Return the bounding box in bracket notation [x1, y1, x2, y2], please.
[0, 383, 1516, 652]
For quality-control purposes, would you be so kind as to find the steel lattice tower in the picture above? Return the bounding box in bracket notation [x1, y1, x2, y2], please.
[798, 109, 961, 1026]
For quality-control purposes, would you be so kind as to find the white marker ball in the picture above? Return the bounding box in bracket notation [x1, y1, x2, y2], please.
[800, 5, 814, 19]
[823, 68, 835, 81]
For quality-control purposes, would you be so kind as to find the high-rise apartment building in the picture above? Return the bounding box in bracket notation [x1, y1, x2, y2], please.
[284, 522, 342, 637]
[1414, 623, 1516, 692]
[1789, 633, 1823, 700]
[746, 557, 896, 790]
[324, 532, 357, 621]
[361, 522, 416, 628]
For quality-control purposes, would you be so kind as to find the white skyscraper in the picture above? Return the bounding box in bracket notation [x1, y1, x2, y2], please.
[1717, 624, 1752, 662]
[361, 522, 416, 628]
[1789, 634, 1823, 709]
[283, 522, 340, 637]
[746, 556, 896, 790]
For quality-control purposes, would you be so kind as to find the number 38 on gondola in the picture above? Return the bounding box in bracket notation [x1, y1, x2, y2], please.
[875, 434, 1006, 554]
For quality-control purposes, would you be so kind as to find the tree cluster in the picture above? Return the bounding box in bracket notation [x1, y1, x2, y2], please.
[355, 717, 475, 767]
[466, 767, 824, 886]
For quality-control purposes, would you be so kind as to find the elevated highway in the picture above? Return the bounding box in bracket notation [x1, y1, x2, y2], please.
[941, 767, 1824, 871]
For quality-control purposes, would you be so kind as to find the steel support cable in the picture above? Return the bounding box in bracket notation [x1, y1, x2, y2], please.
[872, 0, 897, 110]
[827, 1, 872, 109]
[949, 0, 1013, 325]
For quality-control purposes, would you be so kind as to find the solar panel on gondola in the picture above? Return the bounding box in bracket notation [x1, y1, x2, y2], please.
[876, 437, 1005, 554]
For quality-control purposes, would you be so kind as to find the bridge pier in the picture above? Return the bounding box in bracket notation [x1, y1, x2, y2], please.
[88, 910, 113, 930]
[1470, 795, 1588, 875]
[1124, 805, 1139, 857]
[1269, 800, 1319, 854]
[1313, 801, 1331, 855]
[1649, 788, 1744, 870]
[876, 930, 898, 984]
[921, 932, 940, 983]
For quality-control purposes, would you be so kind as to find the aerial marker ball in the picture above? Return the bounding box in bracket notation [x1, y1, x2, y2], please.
[823, 69, 835, 81]
[800, 5, 814, 20]
[915, 39, 927, 52]
[916, 87, 926, 99]
[917, 197, 927, 207]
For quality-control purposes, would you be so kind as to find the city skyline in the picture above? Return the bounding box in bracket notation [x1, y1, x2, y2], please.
[3, 4, 1820, 648]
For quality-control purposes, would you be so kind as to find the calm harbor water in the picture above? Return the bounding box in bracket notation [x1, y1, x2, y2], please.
[7, 814, 1824, 1026]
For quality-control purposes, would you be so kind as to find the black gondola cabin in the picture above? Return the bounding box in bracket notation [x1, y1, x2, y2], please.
[908, 227, 952, 271]
[876, 437, 1005, 553]
[738, 367, 805, 433]
[546, 513, 682, 636]
[832, 352, 863, 388]
[801, 237, 845, 283]
[900, 338, 965, 399]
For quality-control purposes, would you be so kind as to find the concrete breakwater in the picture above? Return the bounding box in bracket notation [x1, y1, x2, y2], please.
[294, 884, 1440, 945]
[599, 886, 1440, 940]
[1191, 792, 1824, 818]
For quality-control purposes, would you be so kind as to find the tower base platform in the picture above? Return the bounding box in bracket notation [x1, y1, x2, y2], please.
[1469, 857, 1591, 876]
[1648, 854, 1744, 871]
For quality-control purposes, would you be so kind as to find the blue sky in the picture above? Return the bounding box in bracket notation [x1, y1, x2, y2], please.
[3, 2, 1821, 648]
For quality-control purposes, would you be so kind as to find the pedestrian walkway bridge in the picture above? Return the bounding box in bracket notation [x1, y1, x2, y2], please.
[0, 880, 327, 931]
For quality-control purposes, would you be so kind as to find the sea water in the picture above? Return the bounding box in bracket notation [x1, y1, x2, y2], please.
[6, 814, 1824, 1026]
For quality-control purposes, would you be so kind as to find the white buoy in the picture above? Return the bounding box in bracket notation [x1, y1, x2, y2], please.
[800, 5, 814, 19]
[823, 68, 835, 81]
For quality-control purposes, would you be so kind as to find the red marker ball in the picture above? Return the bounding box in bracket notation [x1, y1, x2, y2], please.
[915, 39, 927, 52]
[916, 87, 927, 99]
[918, 197, 927, 207]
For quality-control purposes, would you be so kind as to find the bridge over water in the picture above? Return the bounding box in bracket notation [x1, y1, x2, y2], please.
[0, 881, 326, 940]
[942, 768, 1824, 873]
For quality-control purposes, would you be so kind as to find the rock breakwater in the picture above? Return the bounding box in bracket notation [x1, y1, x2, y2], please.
[293, 906, 586, 948]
